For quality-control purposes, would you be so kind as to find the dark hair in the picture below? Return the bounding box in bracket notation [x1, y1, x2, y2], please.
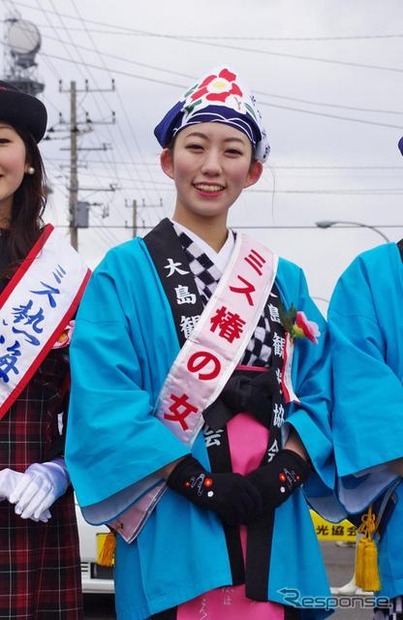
[1, 126, 47, 279]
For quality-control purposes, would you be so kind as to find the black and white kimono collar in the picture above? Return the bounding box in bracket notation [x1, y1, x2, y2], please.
[171, 219, 235, 275]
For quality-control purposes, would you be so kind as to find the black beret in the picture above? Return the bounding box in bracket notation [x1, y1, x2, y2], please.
[0, 81, 47, 142]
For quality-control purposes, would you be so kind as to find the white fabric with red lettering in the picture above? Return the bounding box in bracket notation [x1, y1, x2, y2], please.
[155, 233, 277, 443]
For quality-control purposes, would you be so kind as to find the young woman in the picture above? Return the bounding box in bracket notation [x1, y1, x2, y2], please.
[66, 66, 337, 620]
[0, 81, 89, 619]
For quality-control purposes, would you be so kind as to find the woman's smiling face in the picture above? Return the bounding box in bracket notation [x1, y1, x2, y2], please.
[160, 122, 262, 228]
[0, 123, 28, 223]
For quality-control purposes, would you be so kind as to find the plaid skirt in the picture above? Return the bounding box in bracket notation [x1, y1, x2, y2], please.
[0, 350, 83, 618]
[0, 491, 82, 619]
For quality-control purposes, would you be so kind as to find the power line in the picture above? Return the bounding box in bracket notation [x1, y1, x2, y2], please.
[6, 51, 398, 131]
[33, 1, 136, 247]
[52, 223, 403, 230]
[4, 12, 403, 131]
[3, 30, 400, 117]
[257, 98, 403, 130]
[104, 185, 403, 195]
[147, 33, 403, 75]
[10, 2, 403, 41]
[257, 92, 403, 116]
[68, 0, 146, 236]
[8, 25, 402, 117]
[5, 45, 400, 131]
[43, 158, 403, 170]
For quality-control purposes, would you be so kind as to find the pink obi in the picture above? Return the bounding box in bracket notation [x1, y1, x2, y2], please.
[178, 367, 284, 620]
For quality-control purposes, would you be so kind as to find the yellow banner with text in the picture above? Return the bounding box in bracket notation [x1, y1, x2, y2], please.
[310, 510, 357, 542]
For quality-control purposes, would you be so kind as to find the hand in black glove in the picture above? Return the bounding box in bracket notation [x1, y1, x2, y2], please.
[167, 455, 262, 526]
[246, 449, 311, 510]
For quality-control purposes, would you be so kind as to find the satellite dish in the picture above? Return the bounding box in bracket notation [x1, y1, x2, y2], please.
[7, 20, 41, 57]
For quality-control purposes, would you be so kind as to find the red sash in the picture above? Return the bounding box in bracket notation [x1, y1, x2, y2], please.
[0, 224, 90, 419]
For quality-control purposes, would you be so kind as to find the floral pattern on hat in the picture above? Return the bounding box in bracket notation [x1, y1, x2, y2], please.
[154, 65, 270, 162]
[182, 67, 262, 130]
[186, 68, 242, 108]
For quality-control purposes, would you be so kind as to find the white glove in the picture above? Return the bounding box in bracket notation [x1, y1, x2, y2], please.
[9, 458, 69, 522]
[0, 468, 24, 501]
[0, 468, 51, 522]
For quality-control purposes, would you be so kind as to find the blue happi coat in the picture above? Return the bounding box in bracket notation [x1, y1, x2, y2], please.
[66, 232, 338, 620]
[328, 242, 403, 599]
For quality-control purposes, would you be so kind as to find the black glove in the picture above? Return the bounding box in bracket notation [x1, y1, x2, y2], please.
[167, 455, 262, 526]
[246, 449, 311, 510]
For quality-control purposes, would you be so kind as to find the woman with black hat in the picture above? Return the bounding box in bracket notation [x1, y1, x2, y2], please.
[0, 81, 90, 618]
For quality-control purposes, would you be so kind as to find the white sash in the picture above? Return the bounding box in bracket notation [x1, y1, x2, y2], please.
[0, 224, 90, 419]
[103, 233, 278, 541]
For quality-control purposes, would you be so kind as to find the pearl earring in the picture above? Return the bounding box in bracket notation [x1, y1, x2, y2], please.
[27, 166, 35, 175]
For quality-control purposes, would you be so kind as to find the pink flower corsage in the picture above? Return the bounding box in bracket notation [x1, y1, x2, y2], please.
[294, 310, 320, 344]
[52, 320, 75, 349]
[279, 304, 320, 344]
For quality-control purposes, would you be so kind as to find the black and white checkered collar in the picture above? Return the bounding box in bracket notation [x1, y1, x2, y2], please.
[171, 220, 236, 303]
[171, 220, 235, 275]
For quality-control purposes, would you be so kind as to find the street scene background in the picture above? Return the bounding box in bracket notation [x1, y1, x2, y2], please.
[1, 0, 402, 317]
[1, 2, 400, 618]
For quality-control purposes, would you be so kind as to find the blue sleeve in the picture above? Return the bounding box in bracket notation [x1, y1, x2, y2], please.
[65, 241, 190, 510]
[329, 246, 403, 474]
[328, 245, 403, 512]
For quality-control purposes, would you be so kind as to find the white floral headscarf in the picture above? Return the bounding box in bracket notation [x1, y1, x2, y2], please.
[154, 66, 270, 163]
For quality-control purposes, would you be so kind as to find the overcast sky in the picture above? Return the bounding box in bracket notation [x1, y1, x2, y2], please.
[1, 0, 403, 312]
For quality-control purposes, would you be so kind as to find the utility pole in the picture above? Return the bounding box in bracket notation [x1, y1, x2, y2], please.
[69, 81, 78, 250]
[132, 199, 137, 238]
[58, 79, 115, 250]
